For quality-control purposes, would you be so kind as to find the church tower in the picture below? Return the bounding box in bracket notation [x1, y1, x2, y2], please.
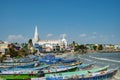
[61, 34, 67, 48]
[33, 25, 39, 42]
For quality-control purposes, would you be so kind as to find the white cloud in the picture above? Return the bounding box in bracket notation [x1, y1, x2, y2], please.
[79, 33, 87, 37]
[7, 34, 29, 43]
[46, 34, 53, 37]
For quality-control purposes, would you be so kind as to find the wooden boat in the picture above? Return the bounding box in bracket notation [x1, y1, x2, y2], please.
[45, 65, 109, 79]
[0, 61, 40, 71]
[77, 63, 95, 70]
[0, 61, 38, 67]
[39, 54, 62, 64]
[13, 61, 38, 68]
[45, 69, 117, 80]
[0, 64, 49, 75]
[80, 69, 118, 80]
[42, 65, 78, 74]
[88, 65, 109, 73]
[61, 58, 76, 63]
[64, 61, 82, 66]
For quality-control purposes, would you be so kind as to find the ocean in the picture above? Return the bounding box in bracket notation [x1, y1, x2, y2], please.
[76, 52, 120, 80]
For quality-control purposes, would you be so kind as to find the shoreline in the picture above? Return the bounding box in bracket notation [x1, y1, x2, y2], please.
[72, 50, 120, 54]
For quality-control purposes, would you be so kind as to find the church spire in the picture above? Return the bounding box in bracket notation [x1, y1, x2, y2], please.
[34, 25, 39, 42]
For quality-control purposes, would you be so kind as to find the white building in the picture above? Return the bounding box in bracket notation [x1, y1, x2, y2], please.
[32, 26, 67, 51]
[0, 41, 10, 55]
[114, 44, 120, 50]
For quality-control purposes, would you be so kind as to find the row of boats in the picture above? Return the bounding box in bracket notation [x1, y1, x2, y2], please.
[0, 54, 118, 80]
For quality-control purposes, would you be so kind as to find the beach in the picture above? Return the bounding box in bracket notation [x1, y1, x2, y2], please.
[74, 52, 120, 80]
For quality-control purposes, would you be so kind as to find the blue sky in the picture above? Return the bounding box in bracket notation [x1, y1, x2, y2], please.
[0, 0, 120, 44]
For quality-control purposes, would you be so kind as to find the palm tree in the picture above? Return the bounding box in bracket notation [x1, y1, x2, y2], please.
[28, 39, 35, 54]
[28, 39, 33, 47]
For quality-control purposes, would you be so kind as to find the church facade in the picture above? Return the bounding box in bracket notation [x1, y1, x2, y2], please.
[32, 26, 67, 52]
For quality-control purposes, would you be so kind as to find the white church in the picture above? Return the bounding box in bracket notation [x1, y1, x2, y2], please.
[32, 26, 67, 52]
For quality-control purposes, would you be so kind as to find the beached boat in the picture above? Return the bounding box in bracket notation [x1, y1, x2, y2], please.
[45, 65, 109, 79]
[14, 61, 39, 68]
[0, 60, 39, 67]
[39, 54, 62, 64]
[0, 61, 39, 71]
[61, 58, 76, 63]
[77, 63, 95, 70]
[42, 65, 78, 74]
[88, 65, 109, 73]
[0, 64, 49, 75]
[45, 69, 117, 80]
[64, 61, 82, 66]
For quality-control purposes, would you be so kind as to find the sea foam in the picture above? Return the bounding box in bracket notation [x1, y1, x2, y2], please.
[89, 56, 120, 63]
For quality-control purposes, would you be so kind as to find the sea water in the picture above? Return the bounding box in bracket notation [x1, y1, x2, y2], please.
[77, 52, 120, 80]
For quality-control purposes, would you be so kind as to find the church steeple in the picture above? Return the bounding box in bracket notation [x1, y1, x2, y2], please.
[34, 25, 39, 42]
[61, 34, 67, 48]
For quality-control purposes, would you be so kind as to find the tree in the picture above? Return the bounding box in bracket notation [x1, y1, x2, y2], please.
[28, 39, 33, 47]
[93, 45, 97, 50]
[6, 44, 18, 58]
[73, 41, 75, 45]
[79, 45, 87, 53]
[98, 44, 103, 50]
[28, 39, 35, 54]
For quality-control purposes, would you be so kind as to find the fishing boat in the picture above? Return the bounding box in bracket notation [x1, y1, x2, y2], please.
[14, 61, 39, 68]
[61, 58, 77, 63]
[88, 65, 109, 73]
[39, 54, 62, 64]
[45, 65, 109, 79]
[42, 65, 78, 74]
[45, 69, 117, 80]
[80, 69, 118, 80]
[0, 60, 39, 67]
[64, 61, 82, 66]
[0, 64, 49, 75]
[0, 61, 39, 71]
[77, 63, 95, 70]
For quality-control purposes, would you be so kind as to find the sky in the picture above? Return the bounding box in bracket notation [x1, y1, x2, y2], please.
[0, 0, 120, 44]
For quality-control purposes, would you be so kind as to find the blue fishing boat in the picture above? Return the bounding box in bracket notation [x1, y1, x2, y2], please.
[77, 63, 95, 70]
[0, 64, 49, 75]
[39, 54, 62, 64]
[61, 58, 76, 63]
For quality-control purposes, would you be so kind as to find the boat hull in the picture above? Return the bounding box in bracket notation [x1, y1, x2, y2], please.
[45, 69, 117, 80]
[43, 66, 78, 74]
[65, 69, 118, 80]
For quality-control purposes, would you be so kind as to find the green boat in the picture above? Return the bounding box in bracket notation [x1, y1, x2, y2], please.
[88, 65, 109, 73]
[0, 74, 37, 80]
[46, 68, 117, 80]
[45, 65, 109, 78]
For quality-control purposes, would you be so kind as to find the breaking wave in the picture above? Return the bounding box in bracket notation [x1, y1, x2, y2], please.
[89, 56, 120, 63]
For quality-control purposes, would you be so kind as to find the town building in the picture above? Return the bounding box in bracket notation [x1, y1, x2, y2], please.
[32, 26, 67, 52]
[0, 40, 10, 55]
